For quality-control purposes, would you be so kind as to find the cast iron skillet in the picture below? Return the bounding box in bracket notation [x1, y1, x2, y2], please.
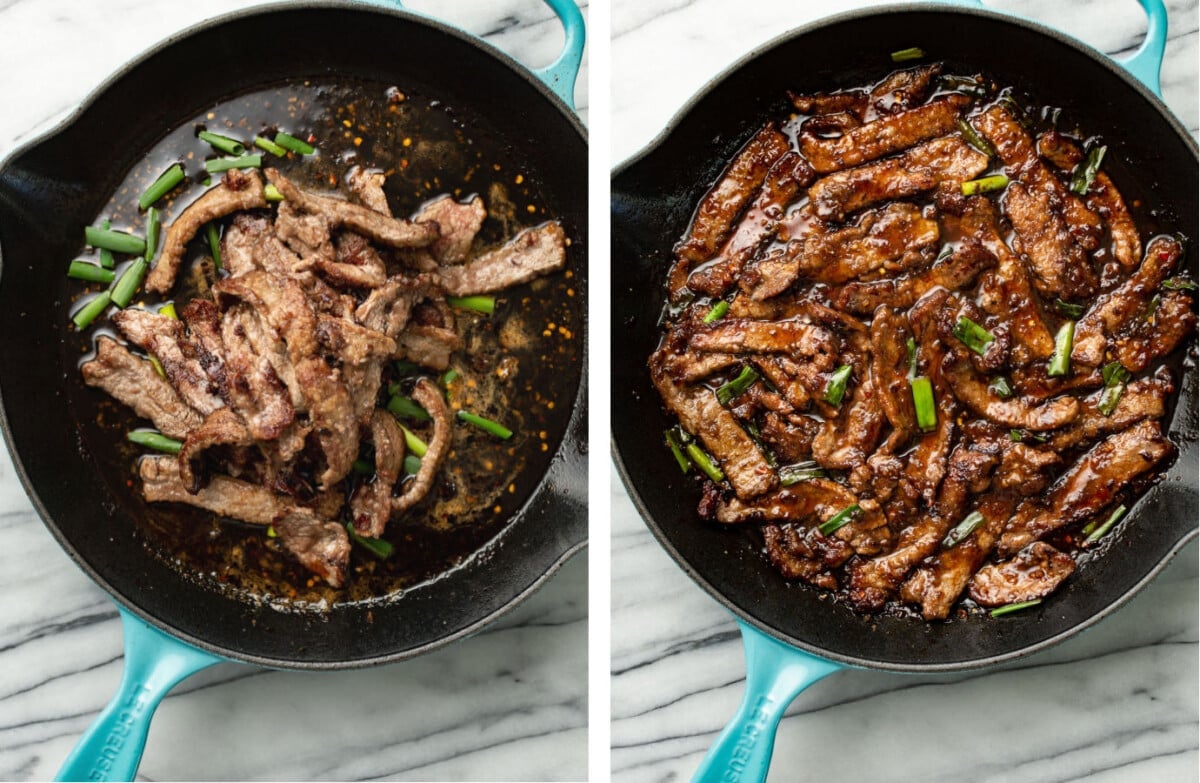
[0, 1, 586, 779]
[611, 0, 1196, 779]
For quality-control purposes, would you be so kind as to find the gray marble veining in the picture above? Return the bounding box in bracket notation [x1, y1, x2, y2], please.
[611, 1, 1198, 781]
[0, 1, 588, 780]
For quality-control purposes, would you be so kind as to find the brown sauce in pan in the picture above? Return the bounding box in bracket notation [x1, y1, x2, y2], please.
[65, 80, 582, 609]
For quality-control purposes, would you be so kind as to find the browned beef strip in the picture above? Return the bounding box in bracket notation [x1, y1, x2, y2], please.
[751, 356, 812, 410]
[392, 379, 452, 515]
[315, 233, 388, 289]
[763, 523, 853, 590]
[799, 94, 970, 174]
[355, 275, 436, 337]
[759, 412, 819, 462]
[274, 200, 335, 273]
[812, 375, 886, 471]
[81, 337, 204, 439]
[687, 153, 814, 296]
[828, 239, 996, 315]
[899, 492, 1017, 620]
[868, 63, 942, 113]
[740, 247, 799, 301]
[674, 124, 792, 265]
[664, 351, 740, 384]
[272, 506, 350, 588]
[942, 348, 1079, 430]
[316, 314, 397, 365]
[870, 306, 917, 440]
[788, 89, 868, 117]
[207, 301, 294, 442]
[793, 202, 940, 285]
[346, 166, 391, 215]
[141, 455, 281, 525]
[1004, 180, 1098, 301]
[112, 309, 226, 415]
[689, 319, 837, 367]
[177, 408, 254, 492]
[295, 357, 358, 489]
[1038, 131, 1141, 271]
[651, 349, 776, 500]
[146, 169, 268, 294]
[1072, 235, 1184, 367]
[1045, 371, 1170, 451]
[438, 222, 566, 296]
[350, 410, 406, 538]
[848, 512, 945, 611]
[213, 271, 319, 358]
[266, 169, 438, 248]
[967, 541, 1076, 607]
[224, 304, 302, 411]
[221, 213, 268, 276]
[993, 442, 1061, 493]
[808, 135, 989, 221]
[801, 112, 861, 136]
[413, 195, 487, 265]
[397, 325, 462, 371]
[1112, 291, 1197, 372]
[998, 419, 1173, 556]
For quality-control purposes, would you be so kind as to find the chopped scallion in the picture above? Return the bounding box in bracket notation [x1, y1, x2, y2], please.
[716, 365, 760, 406]
[144, 206, 160, 262]
[197, 130, 246, 156]
[1162, 277, 1198, 291]
[1047, 320, 1075, 377]
[98, 220, 115, 269]
[72, 291, 111, 330]
[403, 454, 422, 476]
[254, 135, 288, 157]
[457, 410, 514, 439]
[1010, 429, 1023, 442]
[394, 360, 420, 376]
[824, 364, 853, 406]
[952, 316, 994, 355]
[906, 336, 918, 378]
[910, 375, 937, 432]
[957, 118, 995, 156]
[891, 46, 925, 63]
[206, 223, 222, 271]
[1083, 504, 1127, 545]
[779, 462, 826, 485]
[703, 300, 730, 324]
[387, 394, 431, 421]
[446, 295, 495, 315]
[148, 356, 165, 379]
[85, 225, 146, 255]
[441, 369, 459, 387]
[943, 510, 985, 548]
[67, 261, 115, 284]
[110, 259, 148, 308]
[127, 430, 182, 454]
[160, 302, 178, 320]
[274, 131, 315, 155]
[1054, 299, 1085, 318]
[1069, 144, 1107, 195]
[352, 458, 374, 475]
[819, 504, 860, 536]
[205, 154, 263, 174]
[345, 522, 394, 559]
[989, 599, 1042, 618]
[138, 163, 186, 210]
[684, 442, 725, 483]
[665, 427, 692, 474]
[264, 183, 285, 202]
[961, 174, 1009, 196]
[399, 425, 427, 458]
[988, 376, 1013, 399]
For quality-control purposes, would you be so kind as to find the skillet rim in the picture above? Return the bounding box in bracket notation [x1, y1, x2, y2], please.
[0, 0, 589, 669]
[610, 1, 1199, 672]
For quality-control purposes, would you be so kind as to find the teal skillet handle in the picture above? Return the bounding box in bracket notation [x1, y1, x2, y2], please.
[376, 0, 584, 109]
[937, 0, 1167, 96]
[691, 622, 842, 783]
[56, 608, 222, 782]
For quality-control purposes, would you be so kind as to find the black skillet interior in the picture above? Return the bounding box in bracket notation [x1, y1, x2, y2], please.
[0, 2, 587, 668]
[612, 5, 1198, 671]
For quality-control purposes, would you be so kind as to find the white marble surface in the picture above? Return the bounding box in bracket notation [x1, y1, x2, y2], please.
[611, 1, 1198, 782]
[0, 1, 587, 781]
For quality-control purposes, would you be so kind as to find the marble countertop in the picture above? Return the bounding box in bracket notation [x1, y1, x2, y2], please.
[611, 1, 1198, 782]
[0, 1, 587, 781]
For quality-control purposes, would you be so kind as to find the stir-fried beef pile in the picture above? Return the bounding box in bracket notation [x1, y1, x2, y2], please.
[652, 63, 1195, 619]
[83, 166, 565, 587]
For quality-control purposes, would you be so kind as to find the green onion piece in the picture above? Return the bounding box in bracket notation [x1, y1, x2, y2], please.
[1054, 299, 1085, 318]
[148, 356, 165, 379]
[665, 428, 692, 474]
[110, 259, 148, 308]
[144, 206, 161, 262]
[942, 510, 985, 548]
[957, 118, 995, 157]
[953, 316, 995, 355]
[990, 599, 1042, 618]
[387, 394, 431, 421]
[254, 135, 288, 157]
[72, 291, 111, 330]
[891, 46, 925, 62]
[138, 163, 186, 210]
[98, 220, 116, 269]
[703, 300, 730, 324]
[1047, 320, 1075, 377]
[819, 504, 861, 536]
[998, 93, 1032, 129]
[716, 365, 760, 406]
[85, 226, 146, 255]
[446, 295, 495, 315]
[67, 261, 115, 284]
[684, 442, 725, 483]
[988, 376, 1013, 399]
[206, 223, 222, 271]
[266, 526, 277, 538]
[1101, 361, 1129, 388]
[824, 364, 853, 406]
[1083, 504, 1127, 545]
[905, 336, 918, 378]
[263, 184, 285, 202]
[198, 130, 246, 156]
[457, 410, 514, 439]
[441, 369, 459, 387]
[345, 522, 394, 559]
[779, 462, 826, 486]
[205, 154, 263, 174]
[403, 454, 422, 476]
[742, 420, 778, 469]
[910, 376, 937, 432]
[1162, 277, 1198, 291]
[961, 174, 1009, 196]
[352, 458, 374, 475]
[394, 360, 420, 376]
[1069, 144, 1107, 195]
[399, 425, 427, 458]
[1010, 429, 1023, 442]
[274, 131, 315, 155]
[1144, 293, 1161, 321]
[160, 302, 178, 320]
[127, 430, 183, 454]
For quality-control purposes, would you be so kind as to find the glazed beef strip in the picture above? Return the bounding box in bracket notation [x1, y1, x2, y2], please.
[81, 337, 203, 439]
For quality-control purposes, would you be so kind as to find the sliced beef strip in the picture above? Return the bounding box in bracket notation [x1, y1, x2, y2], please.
[799, 94, 970, 174]
[848, 511, 949, 612]
[967, 541, 1077, 607]
[265, 169, 438, 248]
[1003, 180, 1099, 301]
[811, 375, 886, 472]
[355, 275, 435, 337]
[1112, 290, 1197, 373]
[868, 63, 942, 113]
[993, 442, 1061, 493]
[1072, 235, 1183, 367]
[651, 349, 776, 500]
[788, 89, 868, 117]
[942, 340, 1079, 431]
[224, 303, 302, 411]
[438, 222, 567, 296]
[663, 351, 740, 384]
[828, 238, 996, 315]
[997, 419, 1173, 557]
[869, 306, 917, 440]
[207, 301, 295, 442]
[272, 506, 351, 589]
[346, 166, 391, 215]
[763, 523, 853, 591]
[349, 410, 406, 538]
[687, 152, 814, 297]
[759, 412, 819, 462]
[751, 356, 812, 410]
[793, 202, 940, 285]
[146, 169, 268, 294]
[412, 194, 487, 265]
[392, 379, 453, 515]
[316, 233, 389, 289]
[177, 408, 255, 493]
[275, 199, 335, 271]
[220, 213, 270, 277]
[397, 325, 462, 371]
[81, 337, 204, 439]
[674, 124, 792, 266]
[112, 309, 226, 416]
[316, 314, 397, 365]
[808, 135, 989, 221]
[141, 454, 281, 525]
[740, 247, 800, 301]
[689, 319, 837, 366]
